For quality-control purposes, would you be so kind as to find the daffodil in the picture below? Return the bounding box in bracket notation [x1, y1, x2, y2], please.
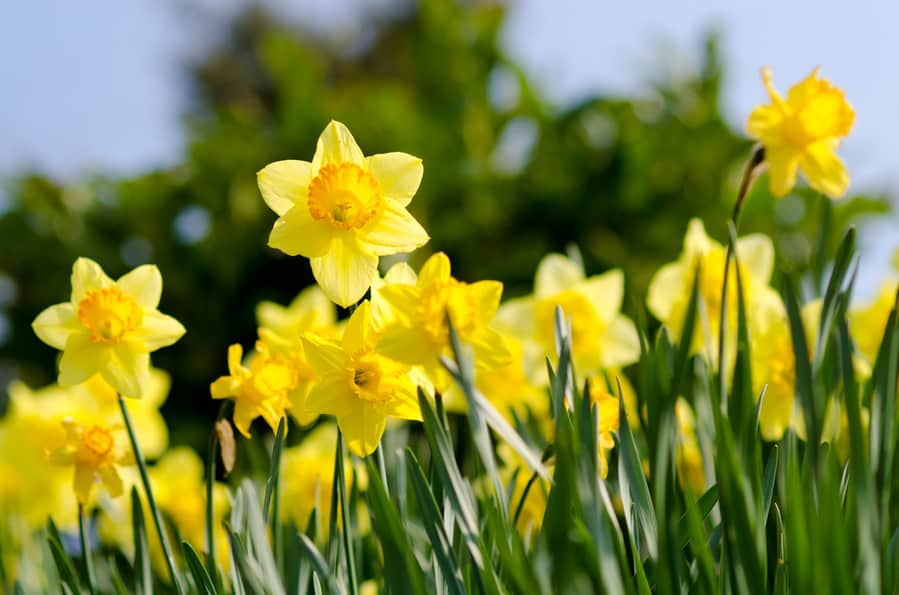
[497, 444, 549, 541]
[279, 423, 366, 535]
[210, 342, 292, 438]
[46, 419, 132, 504]
[467, 334, 547, 424]
[302, 301, 421, 456]
[376, 252, 511, 393]
[747, 67, 854, 198]
[585, 378, 620, 478]
[849, 279, 898, 369]
[498, 253, 640, 380]
[32, 258, 185, 398]
[674, 399, 704, 493]
[647, 218, 778, 361]
[258, 121, 430, 307]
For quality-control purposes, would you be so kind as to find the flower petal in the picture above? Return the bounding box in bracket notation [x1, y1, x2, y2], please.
[418, 252, 451, 286]
[258, 160, 313, 216]
[494, 298, 536, 338]
[310, 236, 378, 307]
[765, 146, 801, 198]
[377, 325, 435, 366]
[116, 265, 162, 309]
[302, 334, 347, 375]
[535, 254, 585, 298]
[71, 257, 114, 304]
[646, 262, 684, 322]
[98, 465, 124, 498]
[580, 269, 624, 323]
[73, 466, 96, 504]
[312, 121, 365, 170]
[341, 301, 371, 355]
[365, 152, 423, 207]
[735, 234, 774, 286]
[468, 280, 503, 323]
[134, 311, 186, 351]
[32, 303, 80, 350]
[59, 334, 108, 386]
[305, 373, 355, 416]
[357, 202, 429, 256]
[597, 315, 641, 369]
[232, 400, 259, 438]
[210, 376, 240, 399]
[336, 405, 386, 457]
[102, 344, 151, 398]
[800, 140, 850, 198]
[268, 208, 333, 258]
[470, 327, 511, 369]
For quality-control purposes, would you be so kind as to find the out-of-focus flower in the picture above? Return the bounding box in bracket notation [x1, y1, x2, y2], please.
[498, 444, 548, 542]
[498, 253, 640, 381]
[279, 423, 367, 536]
[210, 343, 292, 438]
[674, 399, 705, 493]
[647, 219, 778, 361]
[46, 419, 132, 504]
[849, 280, 898, 369]
[376, 252, 510, 394]
[466, 333, 547, 424]
[258, 120, 429, 307]
[303, 301, 421, 456]
[747, 67, 854, 198]
[585, 378, 620, 478]
[32, 258, 185, 398]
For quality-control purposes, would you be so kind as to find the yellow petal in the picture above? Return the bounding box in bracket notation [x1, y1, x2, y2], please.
[385, 383, 423, 421]
[71, 257, 114, 304]
[418, 252, 451, 286]
[683, 219, 714, 260]
[357, 202, 429, 256]
[99, 465, 124, 498]
[580, 269, 624, 323]
[73, 466, 96, 504]
[470, 327, 511, 369]
[494, 298, 536, 338]
[375, 284, 418, 326]
[302, 334, 347, 374]
[765, 146, 801, 198]
[646, 262, 684, 322]
[377, 325, 435, 365]
[597, 315, 641, 369]
[341, 301, 371, 355]
[469, 280, 503, 322]
[133, 311, 186, 351]
[383, 261, 417, 285]
[535, 254, 585, 298]
[257, 160, 313, 216]
[758, 386, 795, 442]
[233, 400, 259, 438]
[102, 344, 151, 398]
[210, 377, 240, 399]
[305, 374, 355, 416]
[312, 121, 365, 170]
[746, 102, 786, 145]
[227, 343, 244, 375]
[365, 152, 423, 207]
[337, 405, 386, 457]
[59, 334, 109, 386]
[32, 303, 80, 350]
[268, 208, 333, 258]
[310, 237, 378, 308]
[735, 233, 774, 286]
[800, 140, 850, 198]
[116, 265, 162, 309]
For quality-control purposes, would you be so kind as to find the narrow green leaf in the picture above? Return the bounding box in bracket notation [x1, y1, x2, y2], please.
[182, 541, 218, 595]
[616, 384, 658, 561]
[130, 486, 152, 595]
[46, 519, 81, 594]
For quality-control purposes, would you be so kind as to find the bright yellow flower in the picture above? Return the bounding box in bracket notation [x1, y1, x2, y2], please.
[647, 219, 778, 361]
[46, 419, 132, 504]
[584, 378, 620, 478]
[498, 253, 640, 380]
[747, 67, 854, 198]
[465, 334, 547, 424]
[849, 279, 898, 369]
[302, 301, 421, 456]
[258, 121, 430, 307]
[210, 342, 292, 438]
[674, 399, 704, 493]
[497, 444, 548, 542]
[376, 252, 511, 393]
[32, 258, 185, 398]
[279, 423, 366, 536]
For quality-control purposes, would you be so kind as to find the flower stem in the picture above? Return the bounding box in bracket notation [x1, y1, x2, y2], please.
[78, 503, 97, 595]
[336, 430, 359, 595]
[119, 395, 183, 594]
[205, 422, 219, 583]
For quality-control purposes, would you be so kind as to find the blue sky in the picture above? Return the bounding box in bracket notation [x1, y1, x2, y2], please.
[1, 0, 896, 294]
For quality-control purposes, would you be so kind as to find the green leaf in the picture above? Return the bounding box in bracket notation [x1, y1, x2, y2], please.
[182, 541, 218, 595]
[46, 519, 81, 594]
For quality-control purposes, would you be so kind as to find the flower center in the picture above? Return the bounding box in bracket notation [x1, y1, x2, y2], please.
[249, 353, 298, 404]
[348, 351, 405, 403]
[415, 280, 480, 345]
[307, 163, 384, 230]
[78, 426, 114, 467]
[77, 288, 143, 344]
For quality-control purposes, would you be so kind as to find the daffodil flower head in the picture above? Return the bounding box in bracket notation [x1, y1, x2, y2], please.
[46, 419, 132, 504]
[258, 121, 430, 307]
[32, 258, 185, 398]
[376, 252, 511, 393]
[584, 378, 620, 478]
[849, 279, 899, 369]
[302, 301, 421, 456]
[210, 342, 292, 438]
[747, 67, 854, 198]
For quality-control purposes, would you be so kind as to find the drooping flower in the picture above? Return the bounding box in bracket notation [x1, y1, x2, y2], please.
[32, 258, 185, 398]
[376, 252, 511, 394]
[747, 67, 854, 198]
[647, 219, 778, 361]
[498, 253, 640, 381]
[302, 301, 421, 456]
[46, 419, 132, 504]
[210, 342, 293, 438]
[258, 121, 430, 307]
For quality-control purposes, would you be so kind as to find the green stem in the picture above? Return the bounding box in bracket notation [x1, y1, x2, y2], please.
[119, 396, 184, 594]
[205, 423, 219, 583]
[336, 430, 359, 595]
[263, 416, 286, 576]
[78, 503, 97, 595]
[376, 442, 389, 492]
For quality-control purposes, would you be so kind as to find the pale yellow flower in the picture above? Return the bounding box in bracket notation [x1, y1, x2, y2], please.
[258, 121, 430, 307]
[747, 67, 854, 198]
[32, 258, 185, 398]
[674, 399, 704, 493]
[46, 419, 132, 504]
[849, 279, 898, 369]
[584, 378, 620, 479]
[302, 301, 421, 456]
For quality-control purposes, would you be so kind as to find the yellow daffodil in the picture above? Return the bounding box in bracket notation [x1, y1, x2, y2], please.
[210, 342, 292, 438]
[747, 67, 854, 198]
[585, 378, 620, 478]
[46, 419, 132, 504]
[302, 301, 421, 456]
[469, 334, 547, 424]
[674, 399, 704, 493]
[498, 253, 640, 381]
[849, 279, 898, 369]
[258, 121, 430, 307]
[497, 444, 548, 541]
[32, 258, 185, 398]
[376, 252, 511, 393]
[647, 219, 778, 361]
[279, 423, 367, 536]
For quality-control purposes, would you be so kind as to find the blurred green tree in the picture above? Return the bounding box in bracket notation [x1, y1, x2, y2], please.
[0, 0, 888, 442]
